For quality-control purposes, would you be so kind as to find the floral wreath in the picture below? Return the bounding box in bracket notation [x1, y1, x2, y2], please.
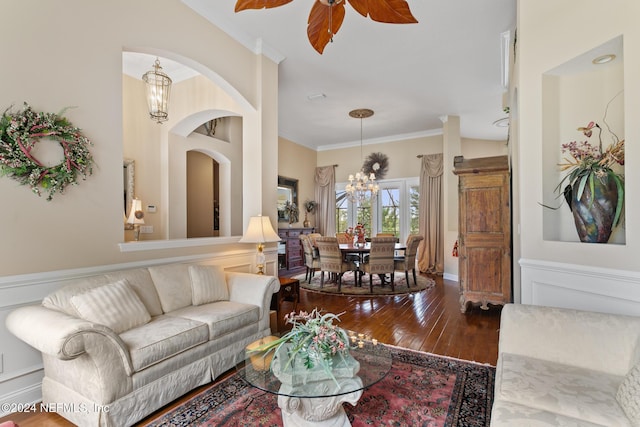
[0, 103, 94, 201]
[362, 151, 389, 180]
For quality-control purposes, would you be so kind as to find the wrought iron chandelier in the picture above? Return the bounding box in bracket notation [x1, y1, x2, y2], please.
[346, 108, 379, 204]
[142, 58, 172, 124]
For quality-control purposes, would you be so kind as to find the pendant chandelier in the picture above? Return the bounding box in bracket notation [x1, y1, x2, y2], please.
[142, 58, 172, 124]
[346, 108, 378, 204]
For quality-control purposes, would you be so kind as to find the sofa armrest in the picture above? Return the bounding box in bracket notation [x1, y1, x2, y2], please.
[498, 303, 640, 376]
[6, 305, 134, 376]
[226, 272, 280, 320]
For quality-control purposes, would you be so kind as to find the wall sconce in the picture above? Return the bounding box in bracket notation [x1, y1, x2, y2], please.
[126, 198, 145, 241]
[239, 215, 281, 275]
[142, 58, 172, 123]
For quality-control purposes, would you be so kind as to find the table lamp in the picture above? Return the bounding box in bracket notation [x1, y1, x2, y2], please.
[239, 215, 281, 274]
[126, 198, 145, 241]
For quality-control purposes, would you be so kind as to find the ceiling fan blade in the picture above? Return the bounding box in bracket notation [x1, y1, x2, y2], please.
[307, 1, 346, 54]
[347, 0, 417, 24]
[235, 0, 293, 12]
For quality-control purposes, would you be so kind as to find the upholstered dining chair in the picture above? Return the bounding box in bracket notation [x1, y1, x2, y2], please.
[299, 234, 321, 283]
[308, 232, 322, 247]
[361, 236, 397, 292]
[394, 234, 424, 287]
[335, 232, 360, 263]
[315, 236, 357, 291]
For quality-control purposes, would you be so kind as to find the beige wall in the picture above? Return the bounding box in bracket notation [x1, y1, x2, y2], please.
[517, 0, 639, 271]
[281, 132, 507, 278]
[0, 0, 278, 276]
[278, 137, 318, 228]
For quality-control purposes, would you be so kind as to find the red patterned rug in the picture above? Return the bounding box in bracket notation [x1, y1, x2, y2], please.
[143, 346, 495, 426]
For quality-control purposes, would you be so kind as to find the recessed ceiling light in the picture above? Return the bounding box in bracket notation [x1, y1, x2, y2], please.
[307, 93, 326, 101]
[493, 117, 509, 128]
[592, 54, 616, 65]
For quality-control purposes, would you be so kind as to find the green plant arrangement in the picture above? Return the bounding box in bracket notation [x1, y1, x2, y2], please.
[0, 103, 94, 201]
[249, 308, 352, 385]
[553, 93, 625, 242]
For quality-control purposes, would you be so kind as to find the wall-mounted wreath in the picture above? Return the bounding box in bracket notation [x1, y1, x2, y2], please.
[362, 152, 389, 180]
[0, 103, 94, 201]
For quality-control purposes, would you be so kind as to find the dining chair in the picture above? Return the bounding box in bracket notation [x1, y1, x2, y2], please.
[299, 234, 320, 283]
[361, 236, 397, 292]
[376, 233, 395, 237]
[335, 232, 360, 263]
[315, 236, 357, 291]
[394, 234, 424, 287]
[308, 232, 322, 247]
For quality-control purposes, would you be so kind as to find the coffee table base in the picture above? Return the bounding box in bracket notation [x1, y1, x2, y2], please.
[277, 377, 363, 427]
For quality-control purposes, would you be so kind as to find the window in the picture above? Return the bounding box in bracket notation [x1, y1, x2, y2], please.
[336, 178, 419, 242]
[409, 185, 420, 234]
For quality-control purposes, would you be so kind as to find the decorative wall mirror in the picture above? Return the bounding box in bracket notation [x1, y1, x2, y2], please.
[277, 175, 298, 223]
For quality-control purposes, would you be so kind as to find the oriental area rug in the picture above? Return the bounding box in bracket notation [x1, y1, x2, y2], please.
[144, 345, 495, 427]
[294, 270, 436, 296]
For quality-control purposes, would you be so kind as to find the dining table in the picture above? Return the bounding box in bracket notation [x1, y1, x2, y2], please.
[338, 242, 407, 286]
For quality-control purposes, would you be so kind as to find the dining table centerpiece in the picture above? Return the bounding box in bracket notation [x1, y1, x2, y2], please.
[556, 103, 625, 243]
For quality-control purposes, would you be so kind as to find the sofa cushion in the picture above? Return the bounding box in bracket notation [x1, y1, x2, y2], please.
[148, 264, 192, 313]
[70, 279, 151, 334]
[188, 265, 229, 305]
[105, 268, 163, 316]
[43, 275, 111, 316]
[119, 315, 209, 372]
[496, 353, 629, 426]
[167, 301, 259, 340]
[617, 362, 640, 424]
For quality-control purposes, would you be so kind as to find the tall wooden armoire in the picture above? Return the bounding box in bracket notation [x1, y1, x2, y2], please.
[453, 155, 511, 313]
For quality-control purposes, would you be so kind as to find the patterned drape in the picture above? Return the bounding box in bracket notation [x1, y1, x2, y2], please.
[314, 166, 336, 236]
[417, 153, 444, 274]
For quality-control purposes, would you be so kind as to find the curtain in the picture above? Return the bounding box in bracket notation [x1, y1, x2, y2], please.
[417, 153, 444, 274]
[314, 166, 336, 236]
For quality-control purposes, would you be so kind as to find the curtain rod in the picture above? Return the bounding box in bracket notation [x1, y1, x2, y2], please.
[417, 155, 424, 158]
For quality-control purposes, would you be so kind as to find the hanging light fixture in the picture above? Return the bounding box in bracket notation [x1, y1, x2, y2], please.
[346, 108, 379, 204]
[142, 58, 172, 124]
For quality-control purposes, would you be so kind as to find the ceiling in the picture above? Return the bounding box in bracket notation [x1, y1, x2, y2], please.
[126, 0, 516, 151]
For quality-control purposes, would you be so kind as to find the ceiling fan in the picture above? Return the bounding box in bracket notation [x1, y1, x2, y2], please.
[235, 0, 418, 54]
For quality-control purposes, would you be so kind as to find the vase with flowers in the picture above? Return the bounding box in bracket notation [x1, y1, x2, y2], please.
[303, 200, 316, 228]
[247, 308, 357, 387]
[555, 100, 624, 243]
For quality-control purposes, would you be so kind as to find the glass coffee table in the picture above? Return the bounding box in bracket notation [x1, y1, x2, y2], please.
[238, 332, 392, 426]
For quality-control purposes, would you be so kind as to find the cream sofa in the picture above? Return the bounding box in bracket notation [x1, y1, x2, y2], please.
[6, 262, 279, 427]
[491, 303, 640, 426]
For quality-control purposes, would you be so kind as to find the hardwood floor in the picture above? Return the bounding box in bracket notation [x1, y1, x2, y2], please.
[0, 274, 502, 427]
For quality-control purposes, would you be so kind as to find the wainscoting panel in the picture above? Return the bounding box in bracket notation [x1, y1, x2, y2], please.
[520, 258, 640, 316]
[0, 248, 276, 415]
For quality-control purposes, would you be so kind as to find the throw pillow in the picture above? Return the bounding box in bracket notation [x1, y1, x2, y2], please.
[70, 279, 151, 333]
[617, 362, 640, 424]
[188, 264, 229, 305]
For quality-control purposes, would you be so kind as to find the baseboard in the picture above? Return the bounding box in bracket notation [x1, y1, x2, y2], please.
[520, 258, 640, 316]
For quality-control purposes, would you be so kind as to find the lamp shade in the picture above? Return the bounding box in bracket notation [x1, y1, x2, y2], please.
[239, 216, 280, 244]
[126, 198, 145, 225]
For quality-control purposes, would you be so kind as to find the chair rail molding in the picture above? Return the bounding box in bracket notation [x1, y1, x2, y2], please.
[519, 258, 640, 316]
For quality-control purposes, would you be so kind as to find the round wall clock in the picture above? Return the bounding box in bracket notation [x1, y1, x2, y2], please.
[362, 152, 389, 180]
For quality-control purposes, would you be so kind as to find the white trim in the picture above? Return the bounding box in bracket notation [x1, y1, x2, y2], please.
[315, 129, 443, 152]
[520, 258, 640, 316]
[119, 236, 241, 252]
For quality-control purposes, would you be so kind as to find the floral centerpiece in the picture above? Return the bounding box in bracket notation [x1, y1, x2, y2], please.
[555, 100, 625, 243]
[354, 223, 366, 244]
[249, 309, 353, 386]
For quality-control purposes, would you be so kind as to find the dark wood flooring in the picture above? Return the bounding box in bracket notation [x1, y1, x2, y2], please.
[1, 274, 501, 427]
